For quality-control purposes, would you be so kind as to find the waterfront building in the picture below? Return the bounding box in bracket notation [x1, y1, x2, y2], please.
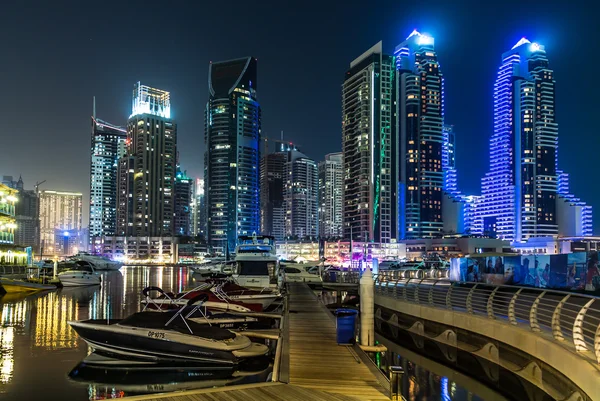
[260, 152, 286, 240]
[174, 167, 192, 236]
[1, 176, 39, 248]
[0, 183, 18, 245]
[284, 150, 319, 239]
[93, 236, 179, 263]
[191, 178, 206, 239]
[39, 190, 82, 255]
[318, 152, 343, 238]
[205, 57, 261, 253]
[556, 171, 593, 237]
[89, 107, 127, 241]
[395, 30, 445, 239]
[116, 82, 177, 237]
[342, 41, 395, 243]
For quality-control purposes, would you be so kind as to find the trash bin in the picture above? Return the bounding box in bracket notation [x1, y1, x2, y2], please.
[335, 308, 358, 344]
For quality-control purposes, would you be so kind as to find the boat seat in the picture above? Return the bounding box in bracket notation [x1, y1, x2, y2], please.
[119, 311, 236, 340]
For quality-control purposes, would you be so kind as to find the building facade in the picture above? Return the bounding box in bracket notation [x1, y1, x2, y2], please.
[342, 42, 395, 243]
[0, 183, 18, 245]
[89, 114, 127, 241]
[117, 82, 177, 237]
[94, 236, 179, 263]
[191, 178, 206, 239]
[260, 152, 286, 240]
[395, 30, 444, 239]
[318, 152, 343, 238]
[205, 57, 261, 253]
[39, 190, 83, 255]
[174, 167, 192, 236]
[284, 150, 319, 239]
[1, 176, 39, 248]
[474, 38, 591, 242]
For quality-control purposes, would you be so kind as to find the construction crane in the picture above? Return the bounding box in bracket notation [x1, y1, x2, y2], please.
[34, 180, 46, 194]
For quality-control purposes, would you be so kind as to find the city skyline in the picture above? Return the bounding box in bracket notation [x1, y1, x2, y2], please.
[1, 1, 597, 231]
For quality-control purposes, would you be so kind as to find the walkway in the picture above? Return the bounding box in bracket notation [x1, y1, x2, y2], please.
[283, 283, 388, 400]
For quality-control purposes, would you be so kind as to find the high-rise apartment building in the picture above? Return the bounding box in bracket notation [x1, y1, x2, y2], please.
[89, 109, 127, 240]
[284, 150, 319, 239]
[174, 167, 192, 236]
[39, 190, 82, 255]
[205, 57, 261, 252]
[1, 176, 39, 248]
[0, 183, 18, 245]
[395, 30, 444, 239]
[318, 153, 343, 238]
[191, 178, 206, 239]
[260, 152, 286, 240]
[116, 82, 177, 237]
[475, 39, 567, 242]
[342, 42, 395, 242]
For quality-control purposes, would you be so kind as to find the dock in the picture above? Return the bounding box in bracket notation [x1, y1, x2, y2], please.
[123, 283, 389, 401]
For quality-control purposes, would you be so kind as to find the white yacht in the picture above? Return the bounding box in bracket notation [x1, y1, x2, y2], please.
[233, 234, 280, 290]
[70, 252, 122, 271]
[58, 261, 101, 287]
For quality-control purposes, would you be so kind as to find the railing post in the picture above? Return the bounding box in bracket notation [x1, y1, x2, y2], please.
[529, 291, 547, 333]
[551, 294, 570, 341]
[594, 323, 600, 363]
[466, 284, 478, 314]
[414, 281, 420, 303]
[402, 281, 408, 301]
[487, 287, 499, 319]
[508, 288, 523, 325]
[573, 299, 595, 352]
[393, 279, 399, 298]
[389, 366, 404, 400]
[446, 284, 453, 310]
[428, 282, 434, 306]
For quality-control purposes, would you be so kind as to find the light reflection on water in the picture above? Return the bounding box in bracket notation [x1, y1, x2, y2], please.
[0, 266, 200, 400]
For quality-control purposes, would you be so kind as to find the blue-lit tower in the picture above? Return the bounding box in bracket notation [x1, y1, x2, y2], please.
[475, 38, 590, 241]
[395, 30, 444, 239]
[205, 57, 261, 253]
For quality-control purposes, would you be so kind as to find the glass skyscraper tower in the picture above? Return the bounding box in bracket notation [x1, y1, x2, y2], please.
[205, 57, 261, 253]
[395, 30, 444, 239]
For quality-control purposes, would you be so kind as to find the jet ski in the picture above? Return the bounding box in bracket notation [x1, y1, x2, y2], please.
[68, 290, 268, 365]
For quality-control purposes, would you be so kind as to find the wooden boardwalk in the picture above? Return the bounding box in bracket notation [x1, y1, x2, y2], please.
[283, 283, 388, 400]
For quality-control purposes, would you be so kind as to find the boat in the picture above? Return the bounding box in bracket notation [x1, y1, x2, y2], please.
[58, 261, 101, 287]
[141, 285, 262, 313]
[0, 277, 55, 293]
[68, 292, 269, 365]
[211, 282, 280, 309]
[70, 252, 122, 271]
[233, 233, 280, 290]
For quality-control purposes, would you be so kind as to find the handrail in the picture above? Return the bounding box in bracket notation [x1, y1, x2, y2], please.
[372, 274, 600, 365]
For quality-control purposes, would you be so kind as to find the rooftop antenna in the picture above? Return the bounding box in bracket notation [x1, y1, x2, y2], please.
[93, 96, 96, 119]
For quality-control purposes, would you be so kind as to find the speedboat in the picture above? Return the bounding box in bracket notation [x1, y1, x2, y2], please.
[141, 285, 262, 313]
[58, 261, 101, 287]
[70, 252, 122, 271]
[68, 293, 269, 365]
[0, 278, 55, 293]
[212, 282, 280, 309]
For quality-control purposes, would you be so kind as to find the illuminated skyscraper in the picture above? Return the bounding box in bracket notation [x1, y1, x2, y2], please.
[476, 39, 560, 241]
[205, 57, 261, 253]
[89, 104, 127, 241]
[395, 30, 444, 239]
[174, 167, 192, 236]
[260, 151, 286, 240]
[319, 153, 343, 238]
[284, 150, 319, 239]
[39, 190, 82, 254]
[191, 178, 206, 238]
[116, 82, 177, 236]
[342, 42, 395, 242]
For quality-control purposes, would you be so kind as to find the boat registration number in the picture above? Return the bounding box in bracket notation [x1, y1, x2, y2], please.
[147, 331, 165, 339]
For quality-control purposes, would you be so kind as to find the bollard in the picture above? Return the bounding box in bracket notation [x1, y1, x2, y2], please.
[53, 260, 58, 279]
[389, 366, 404, 400]
[359, 267, 374, 346]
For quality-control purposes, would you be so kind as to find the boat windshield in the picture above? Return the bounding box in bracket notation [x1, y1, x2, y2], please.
[73, 262, 94, 273]
[237, 245, 272, 253]
[237, 260, 276, 276]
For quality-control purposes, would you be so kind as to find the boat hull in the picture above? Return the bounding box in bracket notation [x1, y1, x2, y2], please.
[0, 279, 55, 293]
[58, 274, 100, 287]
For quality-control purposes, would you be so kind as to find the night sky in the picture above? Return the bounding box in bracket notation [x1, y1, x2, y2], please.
[1, 0, 597, 230]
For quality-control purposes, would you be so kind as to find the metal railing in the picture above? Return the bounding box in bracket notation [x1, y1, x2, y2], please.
[372, 275, 600, 365]
[320, 268, 450, 284]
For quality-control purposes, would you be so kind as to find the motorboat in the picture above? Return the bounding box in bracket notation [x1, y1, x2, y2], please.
[68, 292, 269, 365]
[211, 281, 280, 309]
[140, 285, 262, 313]
[0, 277, 55, 293]
[58, 261, 101, 287]
[234, 234, 280, 290]
[68, 353, 271, 394]
[283, 266, 323, 284]
[70, 252, 122, 271]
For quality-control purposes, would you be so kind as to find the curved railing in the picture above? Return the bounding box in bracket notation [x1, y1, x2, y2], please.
[372, 274, 600, 365]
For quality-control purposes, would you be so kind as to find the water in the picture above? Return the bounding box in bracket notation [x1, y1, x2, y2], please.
[0, 266, 272, 401]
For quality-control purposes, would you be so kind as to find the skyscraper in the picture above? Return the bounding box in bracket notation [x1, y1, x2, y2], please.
[342, 42, 395, 242]
[1, 176, 39, 248]
[191, 178, 206, 239]
[318, 152, 343, 238]
[395, 30, 444, 239]
[476, 39, 562, 241]
[284, 150, 319, 239]
[260, 151, 286, 240]
[89, 106, 127, 241]
[117, 82, 177, 237]
[205, 57, 261, 253]
[39, 190, 82, 255]
[174, 167, 192, 236]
